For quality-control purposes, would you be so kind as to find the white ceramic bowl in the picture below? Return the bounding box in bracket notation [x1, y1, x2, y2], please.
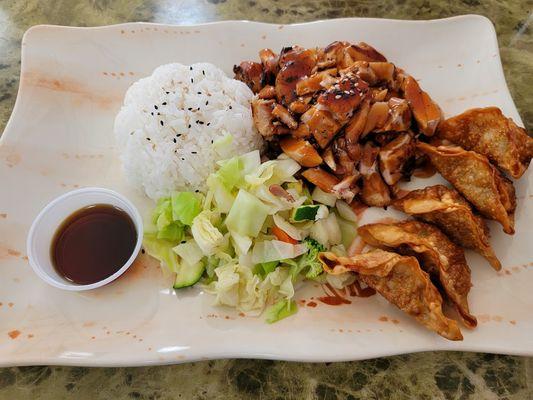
[26, 187, 143, 291]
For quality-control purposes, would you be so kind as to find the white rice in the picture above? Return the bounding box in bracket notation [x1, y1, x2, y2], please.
[114, 62, 262, 200]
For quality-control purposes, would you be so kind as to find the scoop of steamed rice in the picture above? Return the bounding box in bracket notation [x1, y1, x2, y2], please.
[114, 62, 262, 200]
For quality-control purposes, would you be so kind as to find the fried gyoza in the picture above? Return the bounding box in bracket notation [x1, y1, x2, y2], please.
[437, 107, 533, 179]
[417, 142, 516, 234]
[319, 249, 463, 340]
[392, 185, 501, 270]
[357, 221, 476, 328]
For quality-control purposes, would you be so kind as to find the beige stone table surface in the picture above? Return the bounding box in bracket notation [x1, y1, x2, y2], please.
[0, 1, 531, 399]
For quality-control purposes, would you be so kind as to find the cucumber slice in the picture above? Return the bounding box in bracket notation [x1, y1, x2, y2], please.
[173, 261, 205, 289]
[291, 205, 320, 221]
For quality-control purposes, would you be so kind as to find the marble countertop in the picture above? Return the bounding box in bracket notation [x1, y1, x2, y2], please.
[0, 0, 531, 398]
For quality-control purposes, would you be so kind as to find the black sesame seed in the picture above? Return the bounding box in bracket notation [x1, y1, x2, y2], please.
[205, 101, 209, 105]
[157, 112, 160, 115]
[207, 122, 211, 126]
[191, 78, 193, 83]
[198, 121, 204, 125]
[189, 66, 192, 71]
[162, 102, 167, 105]
[195, 190, 199, 193]
[197, 92, 201, 95]
[173, 138, 176, 143]
[187, 107, 192, 111]
[165, 91, 170, 94]
[191, 151, 197, 154]
[150, 112, 154, 116]
[141, 249, 145, 254]
[154, 105, 158, 110]
[146, 137, 151, 141]
[181, 158, 185, 160]
[229, 105, 232, 109]
[188, 124, 191, 128]
[160, 120, 164, 126]
[211, 139, 213, 143]
[176, 133, 182, 137]
[202, 70, 205, 75]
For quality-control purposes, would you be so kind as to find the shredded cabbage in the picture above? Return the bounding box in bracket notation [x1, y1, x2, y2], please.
[212, 133, 234, 159]
[251, 240, 308, 264]
[225, 189, 270, 237]
[145, 149, 359, 324]
[191, 210, 225, 256]
[143, 233, 180, 273]
[171, 191, 201, 226]
[173, 240, 204, 266]
[205, 263, 294, 314]
[273, 214, 302, 240]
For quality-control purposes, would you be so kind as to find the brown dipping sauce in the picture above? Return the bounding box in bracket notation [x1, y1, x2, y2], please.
[51, 204, 137, 285]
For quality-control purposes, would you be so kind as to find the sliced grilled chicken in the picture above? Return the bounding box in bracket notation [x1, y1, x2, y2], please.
[319, 41, 350, 69]
[378, 132, 415, 185]
[280, 137, 323, 167]
[378, 97, 412, 132]
[362, 101, 390, 137]
[368, 62, 395, 83]
[300, 106, 342, 148]
[233, 61, 264, 93]
[259, 48, 279, 81]
[276, 47, 317, 105]
[347, 42, 387, 63]
[296, 68, 338, 96]
[251, 99, 288, 137]
[359, 143, 391, 207]
[289, 97, 312, 114]
[403, 76, 442, 136]
[332, 137, 357, 176]
[332, 174, 359, 203]
[272, 104, 298, 129]
[302, 167, 340, 194]
[317, 75, 369, 124]
[258, 85, 276, 99]
[345, 99, 371, 144]
[372, 88, 389, 102]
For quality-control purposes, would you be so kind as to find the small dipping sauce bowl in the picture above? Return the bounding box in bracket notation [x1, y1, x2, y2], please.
[27, 187, 143, 291]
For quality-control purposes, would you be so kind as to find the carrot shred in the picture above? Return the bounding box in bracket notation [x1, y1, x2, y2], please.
[271, 225, 298, 244]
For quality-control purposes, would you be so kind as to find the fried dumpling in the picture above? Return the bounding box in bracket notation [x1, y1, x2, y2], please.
[437, 107, 533, 179]
[417, 142, 516, 234]
[392, 185, 501, 270]
[319, 249, 463, 340]
[357, 221, 476, 328]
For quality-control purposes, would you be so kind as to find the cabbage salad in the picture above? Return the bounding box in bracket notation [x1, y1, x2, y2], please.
[144, 149, 359, 323]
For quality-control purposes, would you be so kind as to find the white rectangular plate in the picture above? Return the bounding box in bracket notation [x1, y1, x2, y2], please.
[0, 16, 532, 366]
